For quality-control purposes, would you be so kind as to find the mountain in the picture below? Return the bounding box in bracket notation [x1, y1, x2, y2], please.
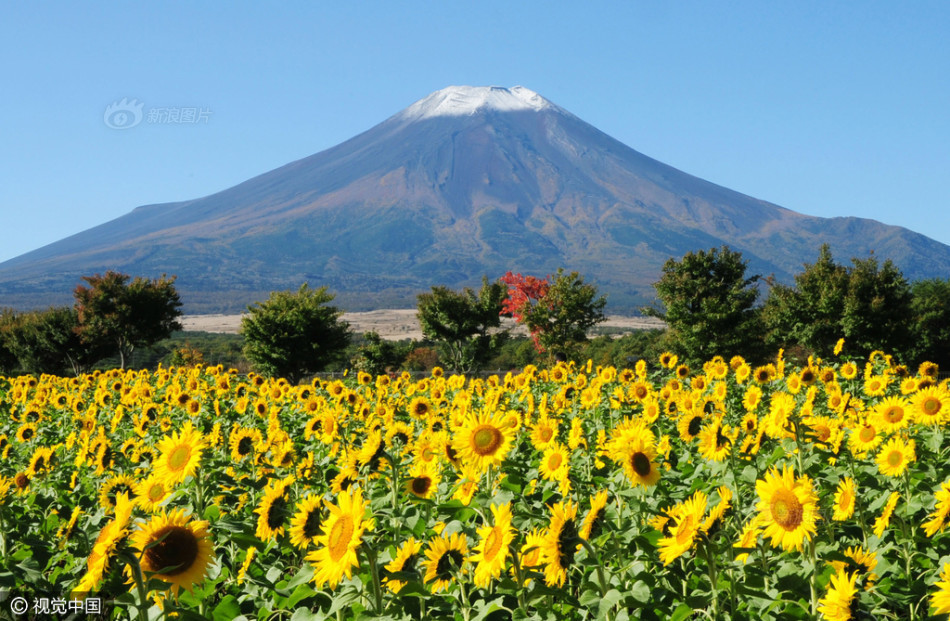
[2, 85, 949, 313]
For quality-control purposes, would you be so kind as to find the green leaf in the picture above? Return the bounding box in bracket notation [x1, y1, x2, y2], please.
[211, 596, 241, 621]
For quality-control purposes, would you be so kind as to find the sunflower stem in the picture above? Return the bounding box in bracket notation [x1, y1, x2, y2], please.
[808, 536, 818, 618]
[578, 538, 609, 598]
[363, 545, 385, 614]
[124, 550, 153, 621]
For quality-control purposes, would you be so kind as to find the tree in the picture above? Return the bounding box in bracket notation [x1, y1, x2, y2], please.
[0, 308, 23, 374]
[762, 244, 849, 358]
[502, 269, 607, 360]
[417, 278, 508, 373]
[908, 278, 950, 369]
[763, 246, 914, 361]
[6, 307, 106, 375]
[74, 271, 183, 369]
[241, 284, 351, 383]
[841, 255, 913, 360]
[645, 246, 763, 365]
[352, 331, 413, 376]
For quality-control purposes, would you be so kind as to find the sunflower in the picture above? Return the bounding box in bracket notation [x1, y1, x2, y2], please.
[135, 474, 172, 512]
[923, 480, 950, 537]
[99, 474, 137, 510]
[932, 563, 950, 615]
[849, 420, 882, 456]
[755, 465, 819, 552]
[405, 459, 441, 500]
[236, 547, 256, 585]
[26, 445, 54, 477]
[229, 427, 263, 462]
[832, 477, 856, 522]
[154, 421, 206, 485]
[702, 485, 733, 535]
[73, 492, 134, 596]
[539, 442, 571, 487]
[308, 487, 373, 589]
[56, 506, 83, 548]
[876, 436, 916, 477]
[15, 422, 38, 443]
[817, 567, 858, 621]
[873, 396, 910, 432]
[470, 503, 514, 587]
[255, 478, 293, 541]
[657, 490, 708, 565]
[289, 494, 324, 550]
[529, 415, 559, 451]
[131, 507, 212, 595]
[540, 501, 580, 587]
[383, 537, 423, 593]
[830, 545, 879, 588]
[912, 386, 949, 425]
[697, 417, 733, 462]
[580, 490, 610, 541]
[872, 491, 899, 538]
[423, 531, 469, 593]
[452, 409, 515, 473]
[677, 411, 705, 442]
[609, 425, 661, 488]
[863, 374, 889, 397]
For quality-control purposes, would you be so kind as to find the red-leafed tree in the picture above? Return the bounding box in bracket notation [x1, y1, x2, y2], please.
[500, 269, 606, 359]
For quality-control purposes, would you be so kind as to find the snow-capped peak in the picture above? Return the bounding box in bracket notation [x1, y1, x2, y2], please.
[397, 85, 556, 121]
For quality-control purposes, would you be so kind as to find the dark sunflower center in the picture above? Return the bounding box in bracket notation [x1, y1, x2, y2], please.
[435, 549, 464, 580]
[393, 432, 409, 446]
[556, 519, 579, 568]
[631, 452, 652, 477]
[687, 416, 703, 437]
[22, 429, 34, 441]
[587, 511, 605, 540]
[303, 509, 322, 539]
[411, 476, 432, 496]
[237, 437, 254, 456]
[266, 496, 289, 530]
[145, 526, 200, 577]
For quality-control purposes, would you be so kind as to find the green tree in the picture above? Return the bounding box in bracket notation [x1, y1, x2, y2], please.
[0, 309, 23, 374]
[763, 246, 914, 361]
[908, 278, 950, 369]
[74, 271, 183, 369]
[763, 244, 849, 359]
[646, 246, 763, 365]
[417, 278, 508, 373]
[241, 284, 351, 383]
[841, 254, 913, 360]
[6, 307, 106, 375]
[352, 332, 413, 376]
[503, 269, 607, 361]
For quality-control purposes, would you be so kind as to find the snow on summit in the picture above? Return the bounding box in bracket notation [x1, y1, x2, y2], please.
[397, 85, 556, 121]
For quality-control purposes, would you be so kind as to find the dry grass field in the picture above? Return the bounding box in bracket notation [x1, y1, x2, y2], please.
[180, 310, 665, 340]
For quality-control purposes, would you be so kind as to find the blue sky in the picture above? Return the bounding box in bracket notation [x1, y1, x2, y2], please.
[1, 2, 948, 266]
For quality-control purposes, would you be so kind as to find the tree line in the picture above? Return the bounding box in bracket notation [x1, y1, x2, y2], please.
[1, 244, 948, 380]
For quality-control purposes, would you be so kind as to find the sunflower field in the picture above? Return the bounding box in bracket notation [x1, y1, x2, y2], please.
[2, 345, 950, 620]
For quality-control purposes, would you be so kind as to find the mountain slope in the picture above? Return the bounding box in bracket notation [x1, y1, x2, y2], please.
[2, 85, 948, 313]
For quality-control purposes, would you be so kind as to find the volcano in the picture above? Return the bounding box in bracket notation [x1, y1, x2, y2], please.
[2, 85, 949, 313]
